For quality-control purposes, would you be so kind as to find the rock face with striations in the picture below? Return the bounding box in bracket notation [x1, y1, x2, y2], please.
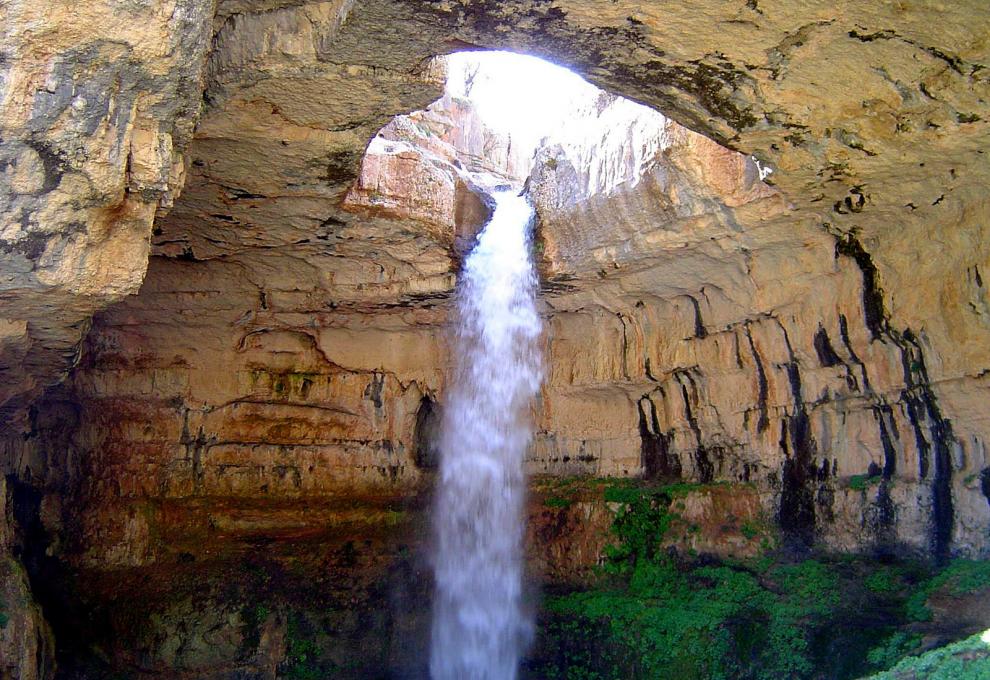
[526, 92, 987, 557]
[0, 0, 214, 433]
[1, 0, 990, 677]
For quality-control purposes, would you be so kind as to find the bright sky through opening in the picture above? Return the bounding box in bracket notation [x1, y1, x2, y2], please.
[446, 51, 599, 153]
[444, 50, 773, 187]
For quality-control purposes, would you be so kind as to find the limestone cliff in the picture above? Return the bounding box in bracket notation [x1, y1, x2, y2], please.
[0, 0, 215, 434]
[1, 1, 990, 677]
[527, 93, 988, 557]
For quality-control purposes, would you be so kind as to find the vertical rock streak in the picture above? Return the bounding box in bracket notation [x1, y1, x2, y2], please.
[431, 190, 543, 679]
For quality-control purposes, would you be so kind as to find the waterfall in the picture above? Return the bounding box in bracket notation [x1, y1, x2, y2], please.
[430, 189, 543, 680]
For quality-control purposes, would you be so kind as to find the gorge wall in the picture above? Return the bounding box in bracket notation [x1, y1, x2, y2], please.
[2, 1, 990, 678]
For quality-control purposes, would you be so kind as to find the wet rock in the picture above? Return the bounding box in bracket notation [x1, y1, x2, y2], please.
[0, 478, 55, 680]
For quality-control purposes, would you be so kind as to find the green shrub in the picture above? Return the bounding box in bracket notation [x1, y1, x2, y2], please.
[280, 613, 328, 680]
[866, 631, 922, 669]
[942, 559, 990, 594]
[740, 521, 760, 539]
[866, 630, 990, 680]
[539, 482, 855, 679]
[864, 568, 902, 595]
[601, 485, 674, 574]
[849, 474, 882, 491]
[535, 479, 990, 680]
[905, 590, 934, 622]
[906, 558, 990, 621]
[544, 556, 849, 680]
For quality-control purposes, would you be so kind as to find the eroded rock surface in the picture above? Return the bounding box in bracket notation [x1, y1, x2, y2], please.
[2, 1, 990, 676]
[0, 0, 215, 433]
[526, 93, 988, 557]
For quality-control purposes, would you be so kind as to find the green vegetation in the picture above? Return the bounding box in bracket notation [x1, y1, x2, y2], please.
[532, 235, 546, 258]
[940, 559, 990, 593]
[865, 567, 904, 595]
[849, 474, 883, 491]
[283, 614, 323, 680]
[905, 559, 990, 622]
[601, 484, 674, 573]
[543, 496, 573, 509]
[740, 520, 760, 539]
[273, 604, 375, 679]
[0, 601, 8, 629]
[530, 481, 990, 680]
[239, 594, 345, 679]
[865, 630, 990, 680]
[541, 554, 856, 678]
[866, 632, 924, 670]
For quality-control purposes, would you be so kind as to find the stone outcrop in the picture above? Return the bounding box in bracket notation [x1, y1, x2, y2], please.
[1, 0, 990, 676]
[526, 93, 988, 557]
[344, 94, 511, 258]
[377, 92, 532, 182]
[0, 0, 215, 434]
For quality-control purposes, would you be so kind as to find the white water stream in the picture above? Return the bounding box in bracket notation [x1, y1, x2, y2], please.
[429, 189, 543, 680]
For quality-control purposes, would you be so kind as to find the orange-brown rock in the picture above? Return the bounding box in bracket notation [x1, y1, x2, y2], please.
[3, 1, 990, 676]
[0, 0, 215, 434]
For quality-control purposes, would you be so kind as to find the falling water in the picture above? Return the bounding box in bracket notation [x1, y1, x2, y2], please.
[430, 189, 543, 680]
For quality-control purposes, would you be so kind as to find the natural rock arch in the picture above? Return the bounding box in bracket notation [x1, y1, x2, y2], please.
[2, 2, 989, 678]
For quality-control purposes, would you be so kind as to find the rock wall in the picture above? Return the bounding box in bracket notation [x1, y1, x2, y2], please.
[2, 0, 990, 675]
[0, 0, 215, 434]
[0, 478, 54, 680]
[6, 0, 983, 442]
[21, 63, 987, 581]
[528, 96, 990, 557]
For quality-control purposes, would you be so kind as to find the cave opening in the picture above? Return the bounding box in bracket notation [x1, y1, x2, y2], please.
[4, 7, 989, 676]
[341, 48, 685, 267]
[352, 50, 672, 680]
[15, 47, 797, 680]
